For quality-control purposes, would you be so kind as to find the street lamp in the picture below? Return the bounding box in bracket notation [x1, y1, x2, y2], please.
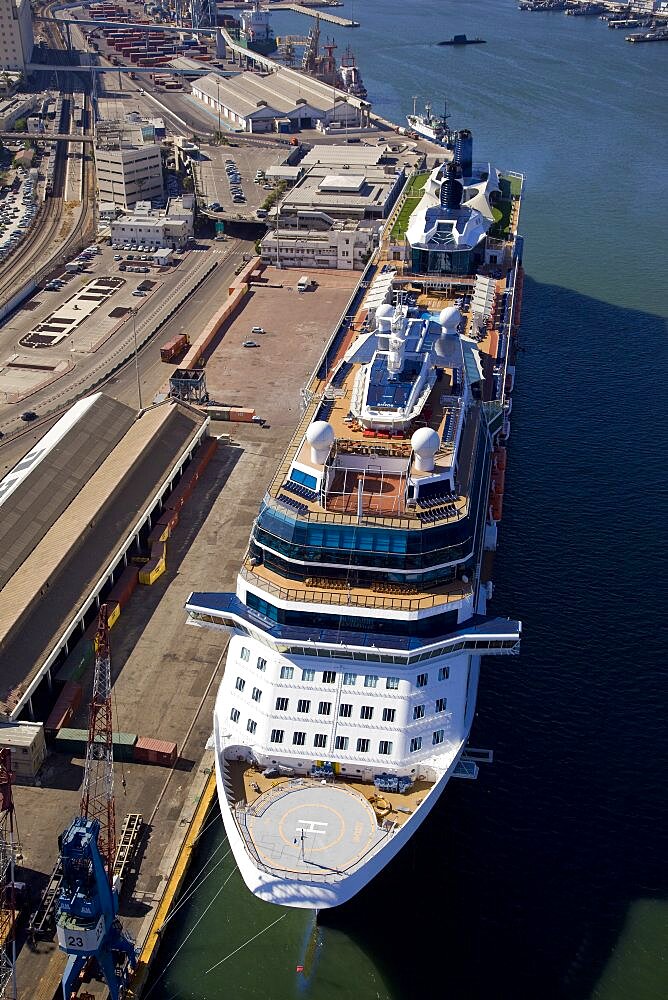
[131, 307, 142, 410]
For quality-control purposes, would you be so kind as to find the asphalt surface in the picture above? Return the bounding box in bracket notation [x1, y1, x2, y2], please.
[0, 237, 251, 452]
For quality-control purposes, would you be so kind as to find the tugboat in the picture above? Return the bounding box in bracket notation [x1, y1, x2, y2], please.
[439, 34, 486, 45]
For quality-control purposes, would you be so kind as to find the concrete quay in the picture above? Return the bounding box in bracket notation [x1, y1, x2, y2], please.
[9, 265, 360, 1000]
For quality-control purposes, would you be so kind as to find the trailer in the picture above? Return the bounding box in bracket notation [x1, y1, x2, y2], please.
[160, 332, 189, 362]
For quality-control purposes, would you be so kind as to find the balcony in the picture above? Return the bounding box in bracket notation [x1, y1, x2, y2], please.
[241, 560, 472, 614]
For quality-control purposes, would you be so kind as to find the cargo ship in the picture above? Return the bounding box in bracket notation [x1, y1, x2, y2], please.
[406, 97, 452, 146]
[187, 129, 524, 910]
[237, 1, 277, 55]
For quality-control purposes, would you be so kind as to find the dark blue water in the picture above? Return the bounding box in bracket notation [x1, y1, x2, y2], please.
[149, 3, 668, 997]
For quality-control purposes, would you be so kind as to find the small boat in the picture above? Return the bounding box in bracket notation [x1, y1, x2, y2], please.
[439, 35, 486, 46]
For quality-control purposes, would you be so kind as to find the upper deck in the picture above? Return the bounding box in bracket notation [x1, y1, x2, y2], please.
[264, 297, 493, 531]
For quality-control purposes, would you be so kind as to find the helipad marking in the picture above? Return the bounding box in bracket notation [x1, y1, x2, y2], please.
[296, 819, 328, 835]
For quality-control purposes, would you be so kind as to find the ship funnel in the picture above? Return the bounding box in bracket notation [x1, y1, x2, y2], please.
[453, 129, 473, 179]
[306, 421, 335, 465]
[440, 161, 463, 210]
[411, 427, 440, 473]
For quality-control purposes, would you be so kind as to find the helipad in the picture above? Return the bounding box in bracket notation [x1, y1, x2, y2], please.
[245, 780, 385, 877]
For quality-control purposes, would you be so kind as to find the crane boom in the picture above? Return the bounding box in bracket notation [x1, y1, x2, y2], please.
[80, 606, 115, 878]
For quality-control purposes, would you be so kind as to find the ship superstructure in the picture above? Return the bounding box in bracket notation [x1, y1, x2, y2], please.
[187, 135, 524, 910]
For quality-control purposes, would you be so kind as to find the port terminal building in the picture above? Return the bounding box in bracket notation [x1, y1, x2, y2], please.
[94, 121, 165, 210]
[0, 393, 209, 724]
[191, 68, 369, 134]
[110, 196, 195, 250]
[260, 145, 405, 269]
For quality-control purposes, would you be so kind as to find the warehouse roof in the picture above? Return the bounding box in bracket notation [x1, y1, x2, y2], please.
[0, 393, 135, 592]
[192, 69, 357, 120]
[0, 397, 207, 712]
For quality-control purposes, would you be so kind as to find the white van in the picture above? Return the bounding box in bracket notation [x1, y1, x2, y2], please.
[297, 275, 313, 292]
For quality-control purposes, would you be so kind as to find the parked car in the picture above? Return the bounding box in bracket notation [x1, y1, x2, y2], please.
[21, 411, 37, 421]
[243, 340, 259, 348]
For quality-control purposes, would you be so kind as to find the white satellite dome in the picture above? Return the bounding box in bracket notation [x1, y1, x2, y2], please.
[411, 427, 440, 473]
[306, 420, 335, 464]
[438, 306, 463, 331]
[376, 303, 394, 319]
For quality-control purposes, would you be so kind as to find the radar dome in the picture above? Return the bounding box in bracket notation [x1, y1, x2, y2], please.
[438, 306, 463, 331]
[306, 420, 335, 464]
[376, 303, 394, 319]
[411, 427, 440, 473]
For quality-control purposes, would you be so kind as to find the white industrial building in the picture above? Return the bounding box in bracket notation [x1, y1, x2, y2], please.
[0, 92, 35, 130]
[110, 196, 194, 249]
[94, 124, 164, 210]
[191, 69, 369, 134]
[0, 0, 33, 74]
[260, 220, 375, 271]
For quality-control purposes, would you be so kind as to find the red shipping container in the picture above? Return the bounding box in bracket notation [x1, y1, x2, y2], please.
[45, 681, 83, 734]
[134, 737, 177, 766]
[108, 565, 139, 608]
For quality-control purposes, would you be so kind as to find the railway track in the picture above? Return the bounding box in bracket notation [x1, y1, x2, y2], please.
[0, 16, 94, 308]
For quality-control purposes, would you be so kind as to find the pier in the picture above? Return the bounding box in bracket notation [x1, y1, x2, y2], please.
[270, 3, 360, 26]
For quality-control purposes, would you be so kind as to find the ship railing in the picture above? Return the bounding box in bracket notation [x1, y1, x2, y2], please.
[240, 563, 470, 611]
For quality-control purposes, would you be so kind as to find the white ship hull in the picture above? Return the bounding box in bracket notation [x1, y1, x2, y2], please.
[214, 740, 467, 908]
[406, 115, 447, 145]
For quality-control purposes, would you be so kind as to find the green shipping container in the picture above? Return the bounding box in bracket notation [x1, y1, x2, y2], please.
[54, 729, 138, 762]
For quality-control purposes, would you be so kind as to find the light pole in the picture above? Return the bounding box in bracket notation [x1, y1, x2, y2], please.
[131, 307, 142, 410]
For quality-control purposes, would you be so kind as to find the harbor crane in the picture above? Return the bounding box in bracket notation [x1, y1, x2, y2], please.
[0, 750, 18, 1000]
[56, 606, 136, 1000]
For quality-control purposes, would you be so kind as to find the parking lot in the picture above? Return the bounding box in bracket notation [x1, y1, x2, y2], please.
[194, 143, 284, 221]
[0, 170, 39, 265]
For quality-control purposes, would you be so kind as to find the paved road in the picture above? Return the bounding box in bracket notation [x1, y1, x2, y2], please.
[0, 238, 250, 446]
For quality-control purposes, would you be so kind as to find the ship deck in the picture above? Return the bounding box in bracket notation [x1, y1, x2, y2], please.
[229, 762, 434, 874]
[241, 558, 472, 612]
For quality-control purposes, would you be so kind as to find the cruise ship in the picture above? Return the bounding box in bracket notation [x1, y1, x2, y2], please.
[187, 130, 524, 909]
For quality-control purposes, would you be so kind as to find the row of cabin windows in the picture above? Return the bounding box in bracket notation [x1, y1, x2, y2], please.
[231, 709, 445, 753]
[235, 667, 450, 705]
[250, 662, 450, 686]
[273, 698, 399, 722]
[268, 729, 394, 755]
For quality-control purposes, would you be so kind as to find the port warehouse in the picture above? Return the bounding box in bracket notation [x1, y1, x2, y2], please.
[0, 392, 213, 731]
[190, 69, 368, 133]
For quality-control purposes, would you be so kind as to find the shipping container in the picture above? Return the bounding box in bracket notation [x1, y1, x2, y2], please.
[139, 541, 167, 584]
[54, 729, 138, 762]
[229, 407, 256, 422]
[160, 332, 190, 362]
[134, 736, 177, 767]
[45, 681, 83, 734]
[108, 565, 139, 609]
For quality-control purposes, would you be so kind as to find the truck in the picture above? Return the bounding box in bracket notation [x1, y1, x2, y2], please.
[297, 274, 314, 292]
[160, 333, 190, 362]
[65, 261, 81, 273]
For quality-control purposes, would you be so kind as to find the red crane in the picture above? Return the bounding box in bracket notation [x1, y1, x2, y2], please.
[80, 605, 116, 879]
[0, 749, 18, 999]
